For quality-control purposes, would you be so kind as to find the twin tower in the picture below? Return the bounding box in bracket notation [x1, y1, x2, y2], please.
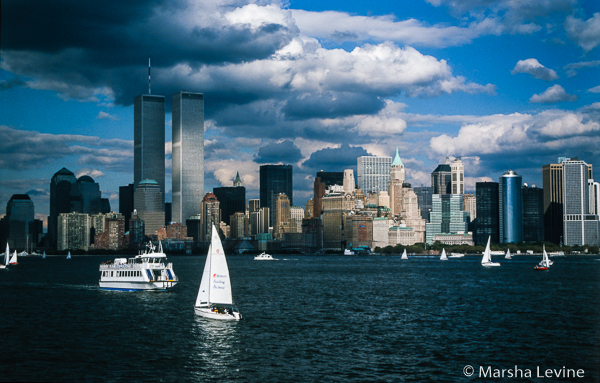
[134, 91, 204, 224]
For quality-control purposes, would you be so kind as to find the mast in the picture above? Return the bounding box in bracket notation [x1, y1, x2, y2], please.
[148, 58, 151, 95]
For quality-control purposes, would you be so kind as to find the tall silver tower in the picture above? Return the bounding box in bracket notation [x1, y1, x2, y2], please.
[172, 91, 204, 223]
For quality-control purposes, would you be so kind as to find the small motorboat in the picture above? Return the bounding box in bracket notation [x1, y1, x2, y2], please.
[254, 252, 276, 261]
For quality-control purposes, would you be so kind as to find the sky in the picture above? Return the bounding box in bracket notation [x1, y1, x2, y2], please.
[1, 0, 599, 226]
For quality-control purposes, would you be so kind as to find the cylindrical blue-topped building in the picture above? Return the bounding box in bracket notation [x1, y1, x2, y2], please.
[499, 170, 523, 243]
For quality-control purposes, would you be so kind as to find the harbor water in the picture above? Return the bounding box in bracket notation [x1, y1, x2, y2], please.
[1, 254, 599, 382]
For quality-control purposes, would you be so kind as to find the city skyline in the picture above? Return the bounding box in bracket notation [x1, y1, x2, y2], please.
[1, 0, 599, 222]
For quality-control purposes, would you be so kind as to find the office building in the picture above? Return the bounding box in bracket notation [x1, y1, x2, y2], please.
[200, 193, 220, 242]
[260, 164, 293, 226]
[213, 186, 246, 226]
[172, 91, 204, 223]
[499, 170, 522, 243]
[451, 157, 464, 195]
[57, 212, 91, 251]
[343, 169, 355, 194]
[357, 156, 392, 194]
[388, 148, 405, 216]
[414, 186, 433, 222]
[590, 180, 600, 215]
[49, 167, 77, 246]
[563, 160, 599, 246]
[522, 184, 544, 242]
[70, 176, 102, 215]
[134, 94, 165, 201]
[425, 194, 468, 244]
[313, 177, 326, 218]
[249, 199, 260, 213]
[3, 194, 35, 250]
[316, 171, 344, 188]
[273, 193, 293, 239]
[463, 193, 476, 222]
[134, 180, 165, 236]
[431, 160, 452, 195]
[119, 183, 135, 232]
[476, 182, 499, 245]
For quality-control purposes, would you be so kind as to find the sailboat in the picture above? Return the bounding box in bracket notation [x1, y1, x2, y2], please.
[505, 249, 512, 259]
[42, 251, 46, 259]
[1, 244, 8, 269]
[401, 249, 408, 260]
[534, 245, 551, 270]
[194, 225, 241, 321]
[440, 248, 448, 261]
[66, 251, 71, 260]
[481, 236, 501, 267]
[9, 250, 18, 265]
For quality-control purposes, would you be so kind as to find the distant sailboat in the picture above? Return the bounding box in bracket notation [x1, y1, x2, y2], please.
[505, 249, 512, 259]
[66, 251, 71, 260]
[481, 236, 501, 267]
[535, 245, 551, 270]
[401, 249, 408, 260]
[9, 250, 18, 265]
[440, 248, 448, 261]
[42, 251, 46, 259]
[194, 225, 241, 320]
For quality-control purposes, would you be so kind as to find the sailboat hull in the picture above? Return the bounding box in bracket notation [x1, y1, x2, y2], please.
[481, 262, 501, 267]
[195, 307, 241, 321]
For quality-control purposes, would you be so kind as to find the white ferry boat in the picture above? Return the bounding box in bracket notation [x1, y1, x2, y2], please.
[99, 242, 178, 291]
[254, 252, 276, 260]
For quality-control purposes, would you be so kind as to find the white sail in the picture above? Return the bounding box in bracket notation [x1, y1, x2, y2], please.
[541, 245, 551, 267]
[505, 249, 512, 259]
[4, 243, 9, 265]
[481, 236, 492, 264]
[66, 251, 71, 259]
[9, 250, 18, 264]
[401, 249, 408, 260]
[440, 248, 448, 260]
[195, 241, 212, 307]
[196, 225, 233, 306]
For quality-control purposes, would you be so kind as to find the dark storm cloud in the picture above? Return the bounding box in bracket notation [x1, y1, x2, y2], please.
[254, 140, 303, 164]
[1, 0, 297, 107]
[302, 144, 370, 172]
[282, 92, 385, 120]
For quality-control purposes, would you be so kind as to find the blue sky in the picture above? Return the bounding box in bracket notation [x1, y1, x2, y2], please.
[1, 0, 599, 225]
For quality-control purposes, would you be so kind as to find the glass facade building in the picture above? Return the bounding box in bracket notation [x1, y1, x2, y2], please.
[425, 194, 468, 244]
[431, 164, 452, 195]
[475, 182, 499, 245]
[522, 185, 544, 242]
[213, 186, 246, 226]
[499, 170, 522, 243]
[133, 180, 165, 236]
[414, 186, 433, 222]
[172, 91, 204, 223]
[4, 194, 35, 250]
[134, 94, 165, 201]
[49, 167, 77, 246]
[316, 172, 344, 188]
[563, 160, 599, 246]
[260, 165, 293, 226]
[357, 156, 392, 194]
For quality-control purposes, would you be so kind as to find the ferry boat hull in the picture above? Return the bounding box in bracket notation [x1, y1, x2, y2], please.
[99, 280, 177, 291]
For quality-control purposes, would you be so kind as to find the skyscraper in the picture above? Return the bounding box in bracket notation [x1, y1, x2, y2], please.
[213, 186, 246, 226]
[357, 156, 392, 194]
[172, 91, 204, 223]
[134, 94, 165, 200]
[4, 194, 35, 250]
[343, 169, 355, 194]
[119, 183, 135, 232]
[431, 157, 452, 195]
[563, 159, 599, 246]
[260, 164, 293, 226]
[70, 175, 102, 215]
[201, 192, 220, 242]
[49, 167, 77, 246]
[425, 194, 468, 244]
[499, 170, 522, 243]
[476, 182, 499, 245]
[316, 171, 344, 187]
[451, 157, 464, 195]
[414, 186, 433, 222]
[133, 180, 165, 236]
[522, 184, 544, 242]
[388, 148, 405, 216]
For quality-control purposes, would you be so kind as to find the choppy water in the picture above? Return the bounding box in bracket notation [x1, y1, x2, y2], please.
[1, 254, 599, 382]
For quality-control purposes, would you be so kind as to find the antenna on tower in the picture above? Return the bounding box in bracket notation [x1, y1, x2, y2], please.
[148, 58, 151, 94]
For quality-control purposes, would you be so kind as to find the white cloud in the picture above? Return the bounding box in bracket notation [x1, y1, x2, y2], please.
[530, 84, 578, 103]
[565, 13, 600, 51]
[511, 58, 558, 81]
[589, 85, 600, 93]
[75, 168, 106, 179]
[97, 111, 118, 121]
[564, 60, 600, 77]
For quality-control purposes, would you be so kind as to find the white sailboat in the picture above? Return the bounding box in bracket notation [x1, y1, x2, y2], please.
[1, 244, 8, 269]
[66, 251, 71, 259]
[9, 250, 18, 265]
[440, 248, 448, 261]
[535, 245, 552, 270]
[481, 236, 501, 267]
[401, 248, 408, 260]
[42, 251, 46, 259]
[194, 225, 241, 321]
[505, 249, 512, 259]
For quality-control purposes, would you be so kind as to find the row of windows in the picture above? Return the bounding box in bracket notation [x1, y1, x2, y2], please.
[102, 270, 143, 278]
